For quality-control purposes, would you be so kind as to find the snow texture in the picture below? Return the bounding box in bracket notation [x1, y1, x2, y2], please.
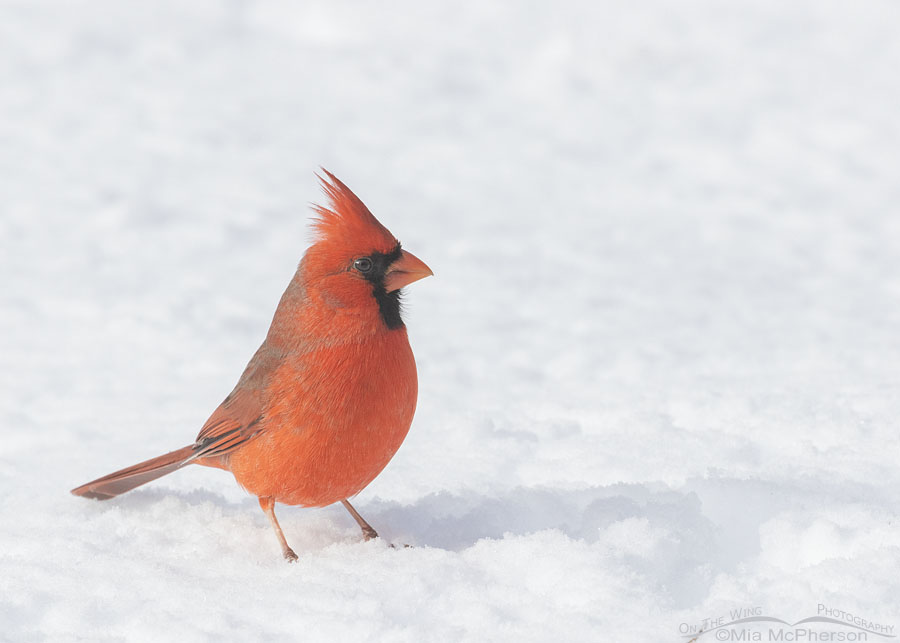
[2, 1, 900, 641]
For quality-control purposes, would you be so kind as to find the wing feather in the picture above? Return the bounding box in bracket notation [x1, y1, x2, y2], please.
[193, 341, 282, 458]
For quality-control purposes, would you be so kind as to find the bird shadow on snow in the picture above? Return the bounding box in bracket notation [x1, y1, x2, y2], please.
[366, 484, 711, 551]
[368, 483, 723, 606]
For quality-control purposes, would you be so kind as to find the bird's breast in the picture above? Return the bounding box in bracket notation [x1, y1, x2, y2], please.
[227, 329, 418, 506]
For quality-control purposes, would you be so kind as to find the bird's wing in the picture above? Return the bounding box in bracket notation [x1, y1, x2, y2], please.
[193, 342, 281, 458]
[193, 395, 265, 458]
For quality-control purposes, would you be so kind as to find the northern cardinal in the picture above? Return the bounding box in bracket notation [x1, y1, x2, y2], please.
[72, 171, 433, 561]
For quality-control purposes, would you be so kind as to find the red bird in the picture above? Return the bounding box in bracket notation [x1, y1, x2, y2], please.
[72, 171, 433, 561]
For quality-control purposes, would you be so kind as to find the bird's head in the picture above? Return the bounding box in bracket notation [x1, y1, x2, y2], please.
[302, 170, 433, 330]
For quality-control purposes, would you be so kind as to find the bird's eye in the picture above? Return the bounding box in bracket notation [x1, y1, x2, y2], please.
[353, 257, 373, 273]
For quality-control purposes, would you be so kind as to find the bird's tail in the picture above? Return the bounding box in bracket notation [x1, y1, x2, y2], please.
[70, 445, 196, 500]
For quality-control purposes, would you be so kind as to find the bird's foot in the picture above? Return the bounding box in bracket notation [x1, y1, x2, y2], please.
[282, 546, 299, 562]
[359, 527, 410, 547]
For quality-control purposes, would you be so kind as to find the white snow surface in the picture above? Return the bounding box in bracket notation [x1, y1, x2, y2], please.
[2, 1, 900, 641]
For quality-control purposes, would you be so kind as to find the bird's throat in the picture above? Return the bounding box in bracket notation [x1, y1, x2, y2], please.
[373, 286, 404, 330]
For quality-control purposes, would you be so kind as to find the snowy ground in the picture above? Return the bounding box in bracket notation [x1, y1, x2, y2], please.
[2, 1, 900, 641]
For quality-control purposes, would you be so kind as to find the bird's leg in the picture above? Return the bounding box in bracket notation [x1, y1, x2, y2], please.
[341, 499, 379, 541]
[259, 496, 298, 562]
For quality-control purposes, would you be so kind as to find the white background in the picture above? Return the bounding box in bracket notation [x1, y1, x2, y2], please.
[2, 1, 899, 640]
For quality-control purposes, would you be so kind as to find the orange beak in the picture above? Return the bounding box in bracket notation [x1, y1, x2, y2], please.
[384, 250, 433, 292]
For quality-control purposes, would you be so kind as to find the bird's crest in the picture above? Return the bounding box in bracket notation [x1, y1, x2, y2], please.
[311, 170, 398, 252]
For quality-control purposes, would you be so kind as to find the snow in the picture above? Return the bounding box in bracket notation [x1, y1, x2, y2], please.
[2, 0, 900, 640]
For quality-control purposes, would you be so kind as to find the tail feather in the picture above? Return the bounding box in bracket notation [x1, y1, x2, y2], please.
[71, 445, 196, 500]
